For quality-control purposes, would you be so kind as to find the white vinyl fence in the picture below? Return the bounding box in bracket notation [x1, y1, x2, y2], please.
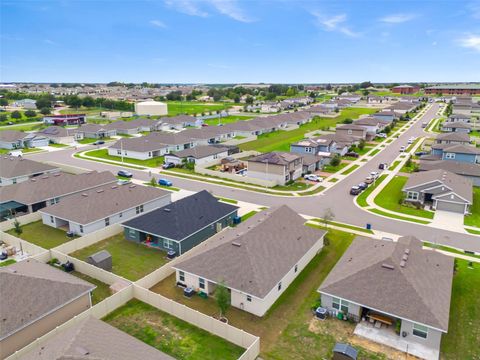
[0, 212, 41, 231]
[0, 231, 47, 256]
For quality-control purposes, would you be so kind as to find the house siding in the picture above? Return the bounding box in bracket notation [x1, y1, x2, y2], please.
[441, 152, 477, 164]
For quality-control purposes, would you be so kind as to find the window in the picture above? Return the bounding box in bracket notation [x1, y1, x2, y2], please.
[246, 295, 252, 302]
[50, 216, 54, 223]
[407, 191, 419, 201]
[79, 225, 84, 233]
[445, 152, 455, 159]
[179, 271, 185, 282]
[163, 239, 174, 249]
[128, 228, 136, 237]
[413, 323, 428, 339]
[278, 282, 282, 291]
[139, 205, 144, 213]
[294, 264, 298, 273]
[117, 149, 121, 155]
[148, 152, 152, 157]
[135, 205, 144, 214]
[332, 297, 349, 313]
[105, 217, 110, 226]
[13, 179, 16, 184]
[50, 199, 56, 205]
[305, 147, 313, 153]
[199, 278, 205, 290]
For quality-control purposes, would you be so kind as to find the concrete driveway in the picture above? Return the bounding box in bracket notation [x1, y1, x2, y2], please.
[430, 210, 466, 233]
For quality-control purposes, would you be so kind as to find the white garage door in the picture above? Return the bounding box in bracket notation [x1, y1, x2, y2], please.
[436, 201, 466, 214]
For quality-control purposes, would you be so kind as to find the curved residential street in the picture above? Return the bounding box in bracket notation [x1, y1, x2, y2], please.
[28, 103, 480, 252]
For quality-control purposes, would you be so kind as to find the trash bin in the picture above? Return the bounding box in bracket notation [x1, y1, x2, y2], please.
[366, 223, 372, 230]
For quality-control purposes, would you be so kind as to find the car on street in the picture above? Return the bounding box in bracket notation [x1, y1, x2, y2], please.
[158, 178, 173, 186]
[400, 146, 406, 152]
[93, 140, 105, 145]
[358, 182, 368, 190]
[378, 163, 388, 170]
[370, 171, 379, 179]
[365, 176, 374, 184]
[304, 174, 322, 182]
[350, 186, 362, 195]
[162, 162, 175, 169]
[377, 133, 387, 138]
[345, 151, 359, 158]
[117, 170, 133, 178]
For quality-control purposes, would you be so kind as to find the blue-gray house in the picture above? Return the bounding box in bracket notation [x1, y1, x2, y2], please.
[428, 144, 480, 164]
[122, 190, 238, 256]
[290, 137, 337, 155]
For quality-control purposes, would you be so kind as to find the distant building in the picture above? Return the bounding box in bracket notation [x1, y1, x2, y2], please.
[43, 114, 86, 126]
[13, 99, 37, 109]
[425, 84, 480, 95]
[391, 85, 420, 94]
[135, 100, 168, 116]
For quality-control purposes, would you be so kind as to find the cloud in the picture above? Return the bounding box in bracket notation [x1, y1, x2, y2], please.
[458, 34, 480, 51]
[150, 19, 167, 28]
[43, 39, 57, 45]
[380, 13, 417, 24]
[164, 0, 252, 22]
[310, 11, 360, 38]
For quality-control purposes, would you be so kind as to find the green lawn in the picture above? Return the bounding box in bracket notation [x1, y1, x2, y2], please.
[77, 138, 102, 144]
[70, 233, 168, 281]
[388, 160, 400, 171]
[273, 181, 312, 191]
[0, 122, 46, 132]
[241, 210, 259, 222]
[369, 148, 381, 156]
[464, 187, 480, 227]
[322, 162, 349, 173]
[104, 299, 245, 360]
[374, 176, 435, 219]
[309, 219, 374, 234]
[204, 115, 252, 126]
[369, 208, 431, 224]
[215, 196, 238, 204]
[49, 143, 69, 148]
[340, 164, 359, 175]
[166, 101, 233, 116]
[356, 174, 388, 207]
[440, 260, 480, 359]
[0, 259, 16, 267]
[7, 221, 75, 249]
[83, 149, 165, 168]
[239, 108, 377, 153]
[71, 271, 111, 305]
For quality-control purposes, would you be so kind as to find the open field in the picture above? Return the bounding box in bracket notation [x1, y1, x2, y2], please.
[166, 101, 234, 116]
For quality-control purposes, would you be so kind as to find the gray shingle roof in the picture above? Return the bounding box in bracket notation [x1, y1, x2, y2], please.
[319, 236, 453, 331]
[443, 144, 480, 155]
[435, 132, 470, 143]
[248, 152, 301, 166]
[419, 160, 480, 177]
[0, 259, 95, 340]
[18, 316, 173, 360]
[442, 122, 472, 129]
[0, 156, 59, 179]
[174, 205, 325, 298]
[40, 184, 170, 225]
[123, 190, 238, 241]
[169, 145, 229, 159]
[0, 130, 27, 142]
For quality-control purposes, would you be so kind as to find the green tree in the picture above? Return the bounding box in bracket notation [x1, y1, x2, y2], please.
[358, 139, 366, 151]
[24, 110, 37, 117]
[215, 281, 231, 319]
[13, 219, 22, 236]
[406, 156, 412, 168]
[265, 92, 276, 100]
[0, 114, 8, 122]
[10, 110, 21, 119]
[40, 107, 51, 115]
[330, 154, 341, 167]
[245, 96, 254, 104]
[35, 97, 52, 110]
[0, 98, 8, 107]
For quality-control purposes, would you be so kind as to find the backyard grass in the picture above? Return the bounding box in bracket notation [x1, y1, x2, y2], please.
[71, 271, 112, 305]
[83, 149, 165, 168]
[340, 164, 359, 175]
[103, 299, 245, 360]
[440, 260, 480, 359]
[151, 229, 384, 358]
[373, 176, 435, 219]
[239, 107, 377, 153]
[464, 187, 480, 228]
[7, 220, 74, 249]
[70, 233, 168, 281]
[0, 122, 46, 132]
[204, 115, 252, 126]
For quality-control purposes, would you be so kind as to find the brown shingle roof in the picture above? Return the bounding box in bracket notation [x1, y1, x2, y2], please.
[248, 152, 301, 166]
[169, 145, 229, 159]
[435, 132, 470, 143]
[0, 259, 95, 340]
[18, 316, 173, 360]
[0, 156, 59, 180]
[0, 130, 27, 142]
[319, 236, 453, 331]
[174, 205, 325, 298]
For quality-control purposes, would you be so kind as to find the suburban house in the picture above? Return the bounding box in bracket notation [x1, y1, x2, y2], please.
[0, 171, 116, 218]
[0, 156, 60, 186]
[367, 95, 384, 104]
[434, 132, 470, 146]
[373, 110, 400, 122]
[0, 130, 49, 149]
[353, 117, 389, 136]
[335, 124, 368, 140]
[173, 205, 326, 316]
[39, 184, 171, 235]
[0, 259, 95, 359]
[13, 98, 37, 109]
[304, 104, 334, 116]
[402, 169, 472, 214]
[18, 316, 174, 360]
[157, 115, 202, 131]
[74, 124, 117, 139]
[428, 144, 480, 164]
[299, 153, 329, 174]
[392, 84, 420, 94]
[441, 122, 471, 133]
[318, 235, 453, 360]
[385, 102, 417, 114]
[315, 133, 359, 155]
[164, 145, 230, 166]
[43, 113, 86, 126]
[106, 120, 143, 135]
[247, 152, 303, 185]
[419, 160, 480, 186]
[36, 126, 84, 144]
[290, 137, 337, 156]
[446, 114, 471, 123]
[123, 190, 238, 256]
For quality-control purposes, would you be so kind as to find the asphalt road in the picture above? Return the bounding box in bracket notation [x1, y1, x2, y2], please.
[28, 104, 480, 252]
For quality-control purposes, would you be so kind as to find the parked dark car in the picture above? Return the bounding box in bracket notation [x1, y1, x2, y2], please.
[357, 182, 368, 190]
[415, 151, 428, 156]
[378, 163, 388, 170]
[345, 152, 359, 158]
[350, 186, 362, 195]
[93, 140, 105, 145]
[162, 162, 175, 169]
[117, 170, 133, 178]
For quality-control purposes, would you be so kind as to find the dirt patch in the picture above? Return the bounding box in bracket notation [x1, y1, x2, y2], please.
[309, 318, 420, 360]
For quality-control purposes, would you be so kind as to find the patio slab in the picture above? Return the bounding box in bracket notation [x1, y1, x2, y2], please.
[354, 322, 439, 360]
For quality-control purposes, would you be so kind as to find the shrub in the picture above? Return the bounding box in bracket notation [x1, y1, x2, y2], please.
[330, 154, 341, 167]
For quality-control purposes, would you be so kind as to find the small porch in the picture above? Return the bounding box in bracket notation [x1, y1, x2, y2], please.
[354, 321, 439, 360]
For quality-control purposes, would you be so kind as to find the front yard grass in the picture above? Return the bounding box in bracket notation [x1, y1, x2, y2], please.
[369, 208, 431, 224]
[48, 143, 69, 148]
[373, 176, 435, 219]
[83, 148, 165, 168]
[71, 271, 111, 305]
[103, 299, 245, 360]
[340, 164, 359, 175]
[151, 229, 385, 359]
[440, 260, 480, 359]
[7, 221, 75, 249]
[356, 174, 387, 207]
[77, 137, 107, 144]
[273, 181, 312, 191]
[322, 161, 349, 173]
[464, 187, 480, 228]
[70, 233, 167, 281]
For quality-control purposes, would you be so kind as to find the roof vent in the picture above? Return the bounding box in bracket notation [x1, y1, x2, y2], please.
[400, 260, 406, 268]
[402, 254, 408, 261]
[31, 178, 36, 182]
[405, 248, 410, 255]
[232, 242, 241, 247]
[96, 189, 104, 193]
[81, 193, 88, 197]
[129, 185, 136, 188]
[111, 185, 118, 189]
[381, 263, 395, 270]
[75, 346, 90, 356]
[164, 208, 171, 212]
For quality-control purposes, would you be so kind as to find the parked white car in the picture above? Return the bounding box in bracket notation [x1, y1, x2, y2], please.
[304, 174, 323, 182]
[377, 133, 387, 138]
[370, 171, 379, 179]
[400, 146, 406, 152]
